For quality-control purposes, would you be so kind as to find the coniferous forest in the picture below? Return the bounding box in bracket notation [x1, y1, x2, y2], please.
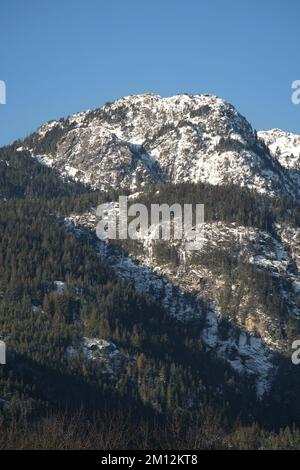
[0, 145, 300, 449]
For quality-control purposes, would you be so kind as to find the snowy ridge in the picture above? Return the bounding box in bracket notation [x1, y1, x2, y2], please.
[258, 129, 300, 189]
[258, 129, 300, 169]
[19, 93, 299, 198]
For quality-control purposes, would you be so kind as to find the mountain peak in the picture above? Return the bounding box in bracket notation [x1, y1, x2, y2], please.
[258, 129, 300, 179]
[18, 93, 299, 198]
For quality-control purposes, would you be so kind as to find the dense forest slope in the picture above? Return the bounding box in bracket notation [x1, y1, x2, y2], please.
[1, 94, 300, 448]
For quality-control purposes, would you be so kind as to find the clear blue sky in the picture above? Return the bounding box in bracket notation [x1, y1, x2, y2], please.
[0, 0, 299, 146]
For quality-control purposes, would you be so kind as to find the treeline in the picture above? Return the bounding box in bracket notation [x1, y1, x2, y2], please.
[1, 407, 300, 450]
[137, 182, 300, 232]
[0, 145, 90, 200]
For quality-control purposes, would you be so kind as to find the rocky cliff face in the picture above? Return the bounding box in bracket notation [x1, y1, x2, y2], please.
[258, 128, 300, 190]
[19, 93, 298, 198]
[258, 128, 300, 168]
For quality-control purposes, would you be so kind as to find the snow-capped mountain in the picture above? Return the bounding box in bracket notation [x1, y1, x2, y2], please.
[10, 93, 300, 399]
[19, 93, 298, 198]
[258, 129, 300, 189]
[258, 129, 300, 169]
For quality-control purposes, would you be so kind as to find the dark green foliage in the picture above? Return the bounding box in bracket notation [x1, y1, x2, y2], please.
[0, 145, 88, 199]
[137, 181, 300, 230]
[0, 196, 256, 422]
[0, 147, 300, 448]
